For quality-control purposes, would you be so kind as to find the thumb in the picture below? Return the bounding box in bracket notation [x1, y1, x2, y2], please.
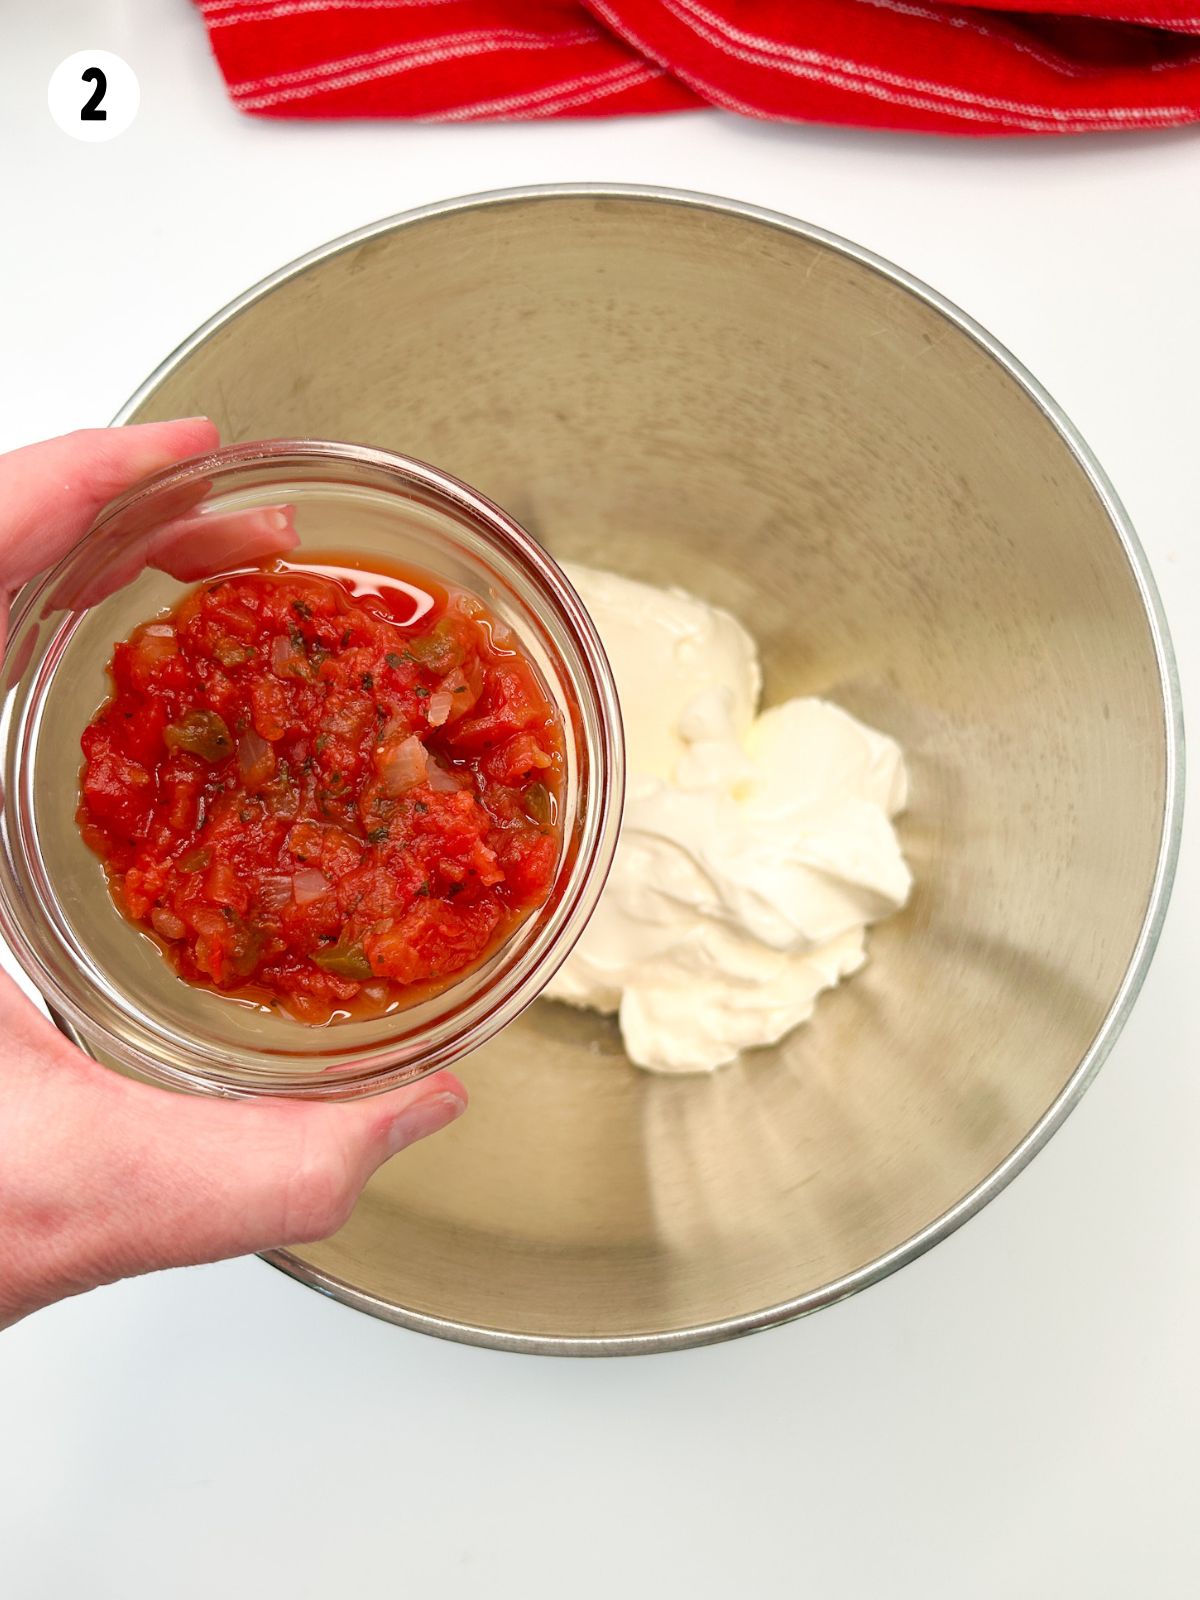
[97, 1068, 469, 1275]
[0, 420, 220, 591]
[2, 1001, 469, 1322]
[2, 974, 471, 1326]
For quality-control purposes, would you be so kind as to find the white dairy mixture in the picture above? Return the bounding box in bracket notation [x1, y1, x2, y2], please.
[546, 564, 912, 1072]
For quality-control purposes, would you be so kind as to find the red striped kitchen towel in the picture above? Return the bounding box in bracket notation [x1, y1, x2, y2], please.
[196, 1, 1200, 134]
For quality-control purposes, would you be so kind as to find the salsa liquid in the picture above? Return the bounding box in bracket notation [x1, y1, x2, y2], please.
[78, 556, 565, 1023]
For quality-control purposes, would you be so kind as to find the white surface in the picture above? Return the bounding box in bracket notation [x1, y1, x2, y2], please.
[1, 5, 1197, 1596]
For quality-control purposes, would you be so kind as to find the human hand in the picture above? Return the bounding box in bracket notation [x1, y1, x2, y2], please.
[0, 423, 467, 1331]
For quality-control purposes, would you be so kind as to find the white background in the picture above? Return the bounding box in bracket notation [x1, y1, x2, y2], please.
[2, 5, 1198, 1596]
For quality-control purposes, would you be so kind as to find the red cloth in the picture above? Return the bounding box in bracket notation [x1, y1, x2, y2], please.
[196, 0, 1200, 134]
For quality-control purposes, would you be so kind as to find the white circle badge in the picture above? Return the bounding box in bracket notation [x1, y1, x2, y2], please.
[49, 51, 140, 143]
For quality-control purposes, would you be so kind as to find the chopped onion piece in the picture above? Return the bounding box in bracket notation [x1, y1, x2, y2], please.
[191, 907, 228, 941]
[292, 868, 331, 905]
[258, 874, 293, 912]
[426, 755, 462, 793]
[151, 907, 186, 941]
[237, 727, 274, 788]
[378, 734, 427, 796]
[270, 635, 307, 678]
[427, 690, 454, 727]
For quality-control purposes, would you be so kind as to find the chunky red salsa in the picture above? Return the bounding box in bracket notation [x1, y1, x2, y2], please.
[79, 559, 564, 1023]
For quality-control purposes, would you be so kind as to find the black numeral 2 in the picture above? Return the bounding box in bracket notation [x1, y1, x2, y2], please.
[81, 67, 107, 122]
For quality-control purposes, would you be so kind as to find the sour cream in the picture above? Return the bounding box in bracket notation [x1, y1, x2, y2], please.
[546, 564, 912, 1072]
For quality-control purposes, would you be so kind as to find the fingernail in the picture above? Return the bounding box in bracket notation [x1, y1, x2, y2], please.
[385, 1090, 466, 1157]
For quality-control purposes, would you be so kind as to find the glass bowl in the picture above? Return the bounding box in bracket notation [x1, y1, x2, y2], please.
[0, 439, 623, 1099]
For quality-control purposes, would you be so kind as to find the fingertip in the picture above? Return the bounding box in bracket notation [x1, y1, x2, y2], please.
[122, 416, 220, 462]
[433, 1071, 468, 1106]
[269, 505, 303, 551]
[52, 420, 220, 502]
[383, 1093, 467, 1159]
[0, 422, 223, 591]
[380, 1075, 469, 1160]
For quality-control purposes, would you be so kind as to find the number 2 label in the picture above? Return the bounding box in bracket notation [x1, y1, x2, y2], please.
[49, 52, 138, 142]
[80, 67, 107, 122]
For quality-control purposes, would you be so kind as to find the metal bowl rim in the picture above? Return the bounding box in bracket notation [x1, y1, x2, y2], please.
[112, 181, 1185, 1357]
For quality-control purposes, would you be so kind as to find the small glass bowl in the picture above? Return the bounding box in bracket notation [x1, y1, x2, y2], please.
[0, 440, 623, 1099]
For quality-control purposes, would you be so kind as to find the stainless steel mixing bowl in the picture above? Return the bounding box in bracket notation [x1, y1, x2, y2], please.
[102, 185, 1181, 1354]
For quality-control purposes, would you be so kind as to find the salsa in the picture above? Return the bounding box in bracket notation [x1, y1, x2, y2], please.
[78, 558, 565, 1023]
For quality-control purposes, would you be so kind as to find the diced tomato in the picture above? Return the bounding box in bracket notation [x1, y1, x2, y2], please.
[249, 676, 290, 741]
[77, 560, 565, 1023]
[102, 696, 168, 766]
[483, 731, 555, 787]
[494, 828, 559, 902]
[364, 899, 501, 987]
[445, 661, 549, 754]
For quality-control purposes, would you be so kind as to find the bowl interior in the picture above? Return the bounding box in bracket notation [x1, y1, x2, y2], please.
[117, 191, 1173, 1346]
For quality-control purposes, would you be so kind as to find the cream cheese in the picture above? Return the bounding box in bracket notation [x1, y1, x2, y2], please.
[546, 564, 911, 1072]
